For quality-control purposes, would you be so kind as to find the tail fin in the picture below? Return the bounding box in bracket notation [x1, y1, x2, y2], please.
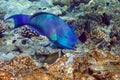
[5, 14, 30, 29]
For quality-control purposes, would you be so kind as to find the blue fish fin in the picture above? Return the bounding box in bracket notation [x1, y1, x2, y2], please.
[5, 14, 30, 29]
[51, 43, 75, 50]
[43, 42, 52, 47]
[28, 25, 42, 35]
[50, 42, 62, 49]
[51, 44, 59, 49]
[44, 41, 58, 49]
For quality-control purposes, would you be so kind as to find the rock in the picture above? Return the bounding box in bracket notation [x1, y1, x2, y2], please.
[40, 5, 62, 15]
[0, 45, 15, 54]
[61, 6, 68, 15]
[0, 8, 6, 20]
[28, 0, 40, 2]
[0, 53, 17, 60]
[0, 20, 10, 33]
[53, 0, 72, 6]
[13, 38, 36, 55]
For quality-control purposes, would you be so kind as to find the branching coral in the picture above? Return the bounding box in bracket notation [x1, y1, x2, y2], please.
[90, 29, 106, 43]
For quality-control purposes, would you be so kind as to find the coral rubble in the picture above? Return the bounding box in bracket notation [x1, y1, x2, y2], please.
[0, 50, 120, 80]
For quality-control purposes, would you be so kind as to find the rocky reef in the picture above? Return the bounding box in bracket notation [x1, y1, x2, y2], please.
[0, 0, 120, 80]
[0, 50, 120, 80]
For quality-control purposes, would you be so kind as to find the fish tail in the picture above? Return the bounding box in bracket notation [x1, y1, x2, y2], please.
[5, 14, 30, 29]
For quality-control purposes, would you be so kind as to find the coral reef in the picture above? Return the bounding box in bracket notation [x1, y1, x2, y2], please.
[90, 29, 106, 43]
[0, 8, 6, 20]
[21, 26, 39, 38]
[0, 20, 10, 38]
[28, 0, 40, 2]
[0, 0, 120, 80]
[110, 22, 120, 41]
[0, 70, 14, 80]
[53, 0, 72, 6]
[0, 50, 120, 80]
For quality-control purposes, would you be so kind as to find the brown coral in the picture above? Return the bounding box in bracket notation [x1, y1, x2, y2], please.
[0, 55, 35, 79]
[45, 49, 120, 80]
[90, 29, 106, 43]
[0, 50, 120, 80]
[72, 50, 120, 80]
[0, 70, 14, 80]
[21, 26, 39, 38]
[0, 55, 54, 80]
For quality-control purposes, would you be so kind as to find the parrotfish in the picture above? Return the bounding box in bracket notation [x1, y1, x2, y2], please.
[5, 12, 78, 50]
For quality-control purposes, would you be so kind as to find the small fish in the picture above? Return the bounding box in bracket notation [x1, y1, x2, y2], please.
[5, 12, 78, 50]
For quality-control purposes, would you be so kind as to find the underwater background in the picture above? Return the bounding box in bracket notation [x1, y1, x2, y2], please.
[0, 0, 120, 80]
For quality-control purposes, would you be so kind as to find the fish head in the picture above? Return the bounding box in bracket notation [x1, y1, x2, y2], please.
[56, 26, 78, 50]
[55, 35, 77, 50]
[29, 12, 78, 49]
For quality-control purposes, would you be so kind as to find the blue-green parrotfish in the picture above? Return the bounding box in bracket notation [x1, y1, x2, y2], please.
[5, 12, 78, 50]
